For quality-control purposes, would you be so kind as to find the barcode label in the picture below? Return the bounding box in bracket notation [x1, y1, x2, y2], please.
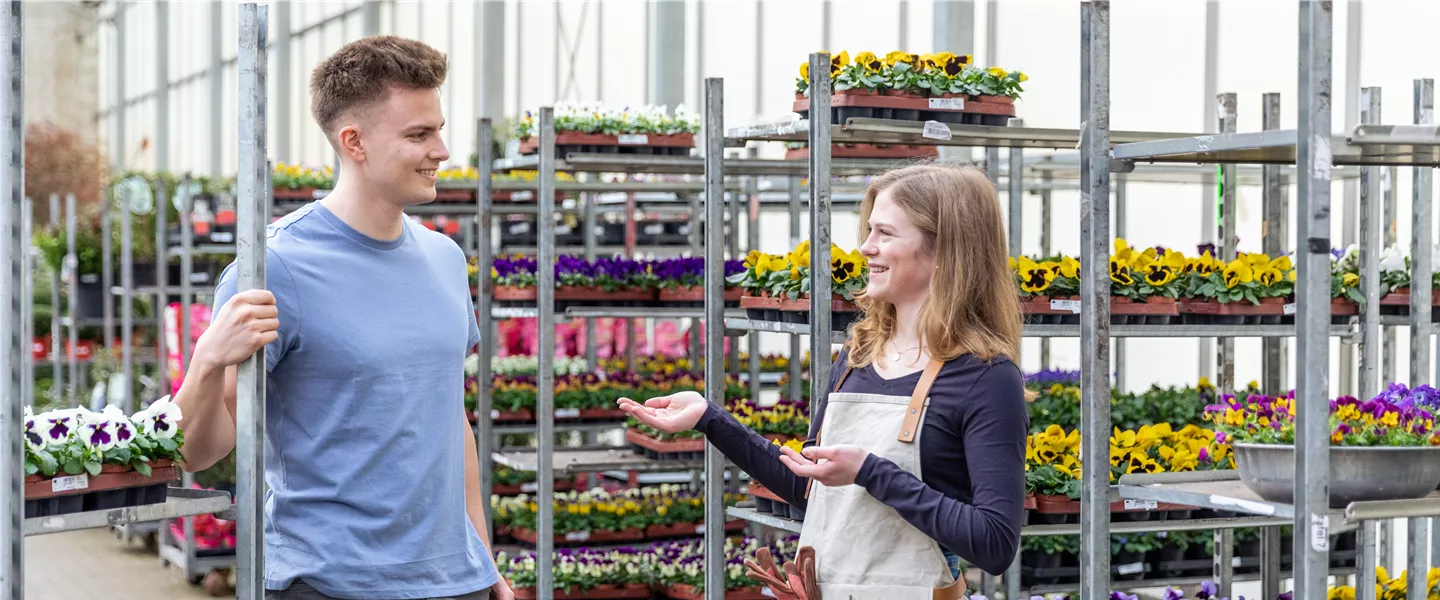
[644, 224, 665, 235]
[490, 410, 500, 419]
[511, 191, 535, 201]
[617, 134, 649, 145]
[521, 483, 538, 492]
[1283, 303, 1297, 315]
[210, 232, 234, 243]
[508, 223, 531, 234]
[1124, 499, 1158, 511]
[52, 475, 89, 493]
[695, 525, 706, 535]
[189, 273, 210, 283]
[928, 98, 966, 110]
[921, 121, 953, 141]
[555, 408, 581, 418]
[565, 531, 591, 541]
[1116, 562, 1144, 575]
[1232, 557, 1242, 567]
[1051, 299, 1082, 314]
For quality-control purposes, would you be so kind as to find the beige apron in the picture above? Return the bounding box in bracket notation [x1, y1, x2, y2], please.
[796, 359, 967, 600]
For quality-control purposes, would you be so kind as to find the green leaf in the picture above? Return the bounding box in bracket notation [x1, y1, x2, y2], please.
[62, 459, 83, 475]
[39, 452, 59, 477]
[131, 460, 152, 477]
[158, 438, 178, 452]
[83, 461, 101, 476]
[24, 462, 37, 476]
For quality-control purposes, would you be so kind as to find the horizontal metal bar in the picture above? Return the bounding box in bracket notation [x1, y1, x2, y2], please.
[26, 488, 233, 536]
[1115, 128, 1440, 166]
[722, 317, 849, 343]
[1349, 124, 1440, 145]
[564, 307, 746, 319]
[1024, 568, 1357, 596]
[492, 448, 732, 474]
[1345, 493, 1440, 522]
[726, 506, 803, 533]
[727, 118, 1196, 149]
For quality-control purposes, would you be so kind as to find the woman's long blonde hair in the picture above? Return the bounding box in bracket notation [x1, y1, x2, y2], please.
[847, 162, 1024, 369]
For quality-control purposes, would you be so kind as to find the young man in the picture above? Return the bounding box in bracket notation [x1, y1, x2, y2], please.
[174, 35, 511, 600]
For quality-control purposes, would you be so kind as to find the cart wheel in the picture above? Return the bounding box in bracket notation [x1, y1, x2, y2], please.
[143, 532, 159, 553]
[203, 570, 234, 597]
[187, 573, 205, 586]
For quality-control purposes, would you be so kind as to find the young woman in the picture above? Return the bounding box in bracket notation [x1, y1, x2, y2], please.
[618, 163, 1029, 599]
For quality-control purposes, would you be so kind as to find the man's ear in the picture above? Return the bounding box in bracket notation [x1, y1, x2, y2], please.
[336, 124, 364, 163]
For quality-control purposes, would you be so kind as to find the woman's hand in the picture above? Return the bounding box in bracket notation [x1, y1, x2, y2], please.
[617, 391, 708, 434]
[778, 445, 870, 487]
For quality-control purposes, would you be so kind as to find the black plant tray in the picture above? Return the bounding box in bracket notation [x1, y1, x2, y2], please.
[25, 481, 170, 519]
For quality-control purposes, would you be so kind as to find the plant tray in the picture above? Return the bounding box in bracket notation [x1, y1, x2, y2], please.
[24, 462, 179, 518]
[626, 428, 706, 455]
[1020, 296, 1081, 325]
[519, 132, 696, 157]
[793, 92, 1016, 127]
[432, 189, 475, 202]
[512, 583, 653, 600]
[1379, 290, 1440, 321]
[1110, 297, 1180, 325]
[1178, 298, 1289, 325]
[272, 187, 327, 201]
[783, 143, 940, 160]
[739, 294, 781, 321]
[509, 526, 645, 546]
[492, 479, 577, 496]
[493, 286, 537, 302]
[663, 584, 770, 600]
[643, 519, 746, 539]
[657, 287, 744, 304]
[493, 190, 567, 203]
[1030, 495, 1195, 525]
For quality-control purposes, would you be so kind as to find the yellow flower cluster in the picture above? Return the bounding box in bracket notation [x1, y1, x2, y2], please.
[740, 241, 867, 287]
[1327, 565, 1440, 600]
[1026, 423, 1233, 484]
[1220, 251, 1295, 289]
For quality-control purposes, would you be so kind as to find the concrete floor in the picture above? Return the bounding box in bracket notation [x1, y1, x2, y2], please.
[25, 527, 219, 600]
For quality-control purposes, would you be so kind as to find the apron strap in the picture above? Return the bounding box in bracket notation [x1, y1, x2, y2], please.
[897, 359, 944, 444]
[832, 365, 854, 393]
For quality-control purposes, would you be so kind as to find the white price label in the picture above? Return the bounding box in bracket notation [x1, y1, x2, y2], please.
[311, 189, 330, 199]
[695, 525, 706, 535]
[1232, 556, 1242, 567]
[564, 531, 591, 542]
[921, 121, 953, 141]
[188, 272, 211, 284]
[927, 97, 966, 111]
[508, 223, 531, 234]
[1116, 562, 1144, 576]
[511, 191, 535, 201]
[490, 409, 500, 419]
[555, 225, 573, 235]
[555, 408, 581, 419]
[644, 224, 665, 235]
[1382, 168, 1393, 194]
[521, 482, 538, 493]
[1050, 299, 1082, 314]
[617, 134, 650, 145]
[1283, 303, 1297, 315]
[1124, 499, 1158, 511]
[1311, 514, 1330, 551]
[51, 474, 89, 493]
[210, 232, 235, 243]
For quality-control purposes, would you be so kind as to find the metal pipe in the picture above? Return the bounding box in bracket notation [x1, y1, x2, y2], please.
[48, 194, 62, 401]
[807, 51, 833, 431]
[1213, 529, 1234, 598]
[1359, 87, 1381, 400]
[236, 5, 269, 599]
[1261, 525, 1283, 600]
[1218, 92, 1237, 393]
[788, 176, 803, 401]
[66, 193, 78, 403]
[1262, 93, 1284, 395]
[1197, 0, 1219, 384]
[1115, 174, 1126, 390]
[21, 196, 30, 407]
[156, 1, 169, 172]
[746, 150, 761, 402]
[120, 178, 134, 412]
[102, 182, 115, 355]
[584, 190, 597, 368]
[1295, 2, 1335, 597]
[475, 119, 496, 542]
[703, 76, 727, 600]
[689, 191, 702, 371]
[1008, 118, 1024, 255]
[1412, 78, 1437, 571]
[536, 106, 558, 599]
[1078, 4, 1113, 599]
[0, 4, 22, 591]
[1040, 160, 1052, 366]
[273, 0, 291, 162]
[155, 179, 169, 397]
[1358, 521, 1378, 600]
[210, 0, 223, 177]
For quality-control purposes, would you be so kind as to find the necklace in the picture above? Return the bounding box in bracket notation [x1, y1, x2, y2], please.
[888, 342, 921, 363]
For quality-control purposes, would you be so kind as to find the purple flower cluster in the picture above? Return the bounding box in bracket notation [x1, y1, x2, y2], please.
[494, 255, 748, 291]
[1025, 369, 1082, 386]
[492, 255, 538, 286]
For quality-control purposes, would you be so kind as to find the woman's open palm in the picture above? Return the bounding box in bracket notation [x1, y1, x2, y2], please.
[617, 391, 708, 433]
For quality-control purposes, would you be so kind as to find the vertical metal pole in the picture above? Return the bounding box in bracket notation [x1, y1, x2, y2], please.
[1218, 92, 1237, 393]
[1411, 78, 1436, 573]
[112, 4, 125, 171]
[1409, 517, 1429, 600]
[1295, 2, 1334, 598]
[48, 194, 61, 401]
[65, 193, 77, 401]
[807, 51, 832, 425]
[1007, 118, 1024, 255]
[583, 191, 596, 368]
[689, 192, 702, 370]
[156, 1, 170, 172]
[236, 5, 269, 599]
[178, 182, 192, 382]
[102, 184, 115, 354]
[0, 3, 21, 592]
[1261, 525, 1283, 600]
[1212, 529, 1234, 598]
[1357, 520, 1379, 600]
[120, 181, 134, 412]
[479, 1, 505, 121]
[1198, 0, 1219, 383]
[535, 107, 557, 600]
[746, 153, 761, 401]
[155, 180, 169, 397]
[273, 0, 291, 163]
[1262, 94, 1284, 394]
[362, 0, 381, 35]
[1340, 0, 1363, 401]
[474, 119, 496, 539]
[1079, 4, 1112, 600]
[210, 0, 223, 177]
[788, 177, 803, 401]
[703, 77, 726, 600]
[1114, 175, 1126, 390]
[20, 196, 29, 407]
[1040, 161, 1052, 366]
[1358, 87, 1382, 399]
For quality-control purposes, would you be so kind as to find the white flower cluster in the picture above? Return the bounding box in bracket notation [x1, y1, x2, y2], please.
[25, 397, 182, 453]
[485, 354, 589, 376]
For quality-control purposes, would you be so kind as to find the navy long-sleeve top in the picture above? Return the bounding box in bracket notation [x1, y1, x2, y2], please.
[695, 348, 1029, 575]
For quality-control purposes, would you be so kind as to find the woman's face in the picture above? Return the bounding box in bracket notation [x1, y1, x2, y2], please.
[860, 189, 934, 304]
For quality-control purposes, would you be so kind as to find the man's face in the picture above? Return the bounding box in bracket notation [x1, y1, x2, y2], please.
[354, 86, 449, 206]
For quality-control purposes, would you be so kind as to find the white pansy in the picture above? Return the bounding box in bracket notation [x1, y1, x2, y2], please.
[137, 395, 183, 439]
[1379, 244, 1408, 273]
[79, 416, 118, 452]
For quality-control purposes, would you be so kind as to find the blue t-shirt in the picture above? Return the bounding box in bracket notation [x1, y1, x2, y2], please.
[212, 202, 497, 599]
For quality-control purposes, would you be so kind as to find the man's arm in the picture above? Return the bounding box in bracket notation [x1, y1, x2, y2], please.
[462, 406, 492, 549]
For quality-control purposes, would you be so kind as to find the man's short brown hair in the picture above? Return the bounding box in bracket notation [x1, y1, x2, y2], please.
[309, 35, 448, 142]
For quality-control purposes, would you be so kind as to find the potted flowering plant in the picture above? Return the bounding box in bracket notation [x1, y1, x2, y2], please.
[649, 536, 779, 600]
[1013, 254, 1082, 324]
[1109, 240, 1186, 324]
[496, 546, 653, 599]
[514, 104, 700, 157]
[1329, 245, 1364, 320]
[24, 399, 185, 517]
[654, 257, 745, 304]
[794, 49, 1020, 132]
[1179, 250, 1293, 324]
[271, 162, 334, 200]
[1204, 386, 1440, 507]
[492, 255, 539, 302]
[730, 250, 789, 320]
[970, 67, 1029, 104]
[1375, 244, 1440, 320]
[773, 241, 868, 331]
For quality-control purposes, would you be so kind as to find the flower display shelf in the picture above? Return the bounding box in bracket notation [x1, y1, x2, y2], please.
[272, 187, 327, 201]
[518, 132, 696, 157]
[512, 584, 652, 600]
[1020, 296, 1082, 325]
[508, 526, 646, 546]
[642, 519, 747, 539]
[783, 143, 939, 160]
[793, 91, 1016, 126]
[477, 408, 632, 424]
[24, 460, 179, 518]
[1176, 298, 1289, 325]
[746, 481, 805, 522]
[1379, 288, 1440, 322]
[493, 190, 567, 203]
[739, 294, 781, 321]
[1029, 494, 1198, 525]
[662, 584, 770, 600]
[770, 294, 860, 333]
[1110, 297, 1180, 324]
[656, 286, 744, 305]
[626, 429, 706, 460]
[492, 479, 577, 497]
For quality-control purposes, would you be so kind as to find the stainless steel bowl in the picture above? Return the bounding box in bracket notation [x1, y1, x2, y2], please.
[1233, 442, 1440, 508]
